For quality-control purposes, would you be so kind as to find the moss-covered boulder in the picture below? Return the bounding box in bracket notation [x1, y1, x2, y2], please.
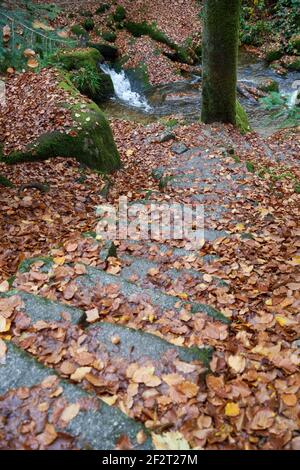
[53, 48, 102, 71]
[0, 173, 14, 188]
[113, 6, 126, 23]
[52, 48, 114, 103]
[70, 24, 86, 37]
[289, 34, 300, 54]
[236, 101, 251, 134]
[101, 31, 117, 43]
[264, 44, 284, 63]
[1, 74, 120, 173]
[281, 55, 300, 71]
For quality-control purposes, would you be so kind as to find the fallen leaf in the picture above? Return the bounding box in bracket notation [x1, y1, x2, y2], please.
[228, 354, 246, 374]
[152, 431, 190, 450]
[225, 402, 240, 417]
[60, 403, 80, 424]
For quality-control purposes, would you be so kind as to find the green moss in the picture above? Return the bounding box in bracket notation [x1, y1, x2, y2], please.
[289, 34, 300, 54]
[259, 79, 279, 93]
[1, 74, 120, 173]
[287, 58, 300, 71]
[265, 45, 283, 63]
[96, 4, 110, 15]
[71, 24, 86, 36]
[82, 18, 95, 32]
[18, 257, 53, 274]
[0, 174, 14, 188]
[52, 48, 102, 71]
[124, 21, 193, 64]
[236, 101, 251, 134]
[113, 5, 126, 22]
[101, 31, 117, 43]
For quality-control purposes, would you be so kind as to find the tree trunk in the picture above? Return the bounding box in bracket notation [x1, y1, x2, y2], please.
[201, 0, 241, 125]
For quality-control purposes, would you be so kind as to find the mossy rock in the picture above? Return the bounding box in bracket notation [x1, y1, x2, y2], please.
[70, 24, 86, 37]
[113, 6, 126, 22]
[1, 74, 120, 173]
[0, 173, 14, 188]
[289, 34, 300, 54]
[124, 21, 194, 64]
[88, 42, 118, 60]
[52, 48, 102, 71]
[258, 79, 279, 93]
[286, 58, 300, 71]
[96, 4, 110, 15]
[101, 31, 117, 43]
[236, 101, 251, 134]
[82, 18, 95, 32]
[265, 45, 283, 63]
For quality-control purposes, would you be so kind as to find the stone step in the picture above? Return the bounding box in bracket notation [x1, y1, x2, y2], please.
[2, 289, 84, 325]
[3, 289, 213, 366]
[108, 253, 228, 291]
[14, 253, 228, 324]
[0, 342, 152, 450]
[87, 322, 212, 366]
[5, 296, 212, 440]
[79, 265, 229, 324]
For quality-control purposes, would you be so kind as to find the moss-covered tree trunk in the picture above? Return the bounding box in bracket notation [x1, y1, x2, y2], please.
[201, 0, 241, 125]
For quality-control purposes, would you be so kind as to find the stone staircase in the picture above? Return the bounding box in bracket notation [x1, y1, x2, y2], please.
[0, 143, 257, 449]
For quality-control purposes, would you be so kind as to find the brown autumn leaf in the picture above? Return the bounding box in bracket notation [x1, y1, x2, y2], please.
[250, 409, 275, 430]
[132, 365, 162, 387]
[70, 367, 92, 382]
[37, 423, 58, 447]
[227, 354, 246, 374]
[60, 403, 80, 424]
[176, 381, 199, 398]
[115, 435, 133, 450]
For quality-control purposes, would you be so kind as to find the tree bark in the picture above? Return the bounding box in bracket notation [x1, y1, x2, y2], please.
[201, 0, 241, 125]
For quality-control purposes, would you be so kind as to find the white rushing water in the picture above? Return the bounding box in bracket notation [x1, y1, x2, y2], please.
[100, 64, 151, 111]
[287, 89, 299, 108]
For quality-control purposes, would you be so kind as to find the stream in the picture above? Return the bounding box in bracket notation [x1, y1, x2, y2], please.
[100, 52, 299, 136]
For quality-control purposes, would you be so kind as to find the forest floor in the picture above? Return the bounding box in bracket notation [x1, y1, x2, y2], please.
[0, 0, 300, 452]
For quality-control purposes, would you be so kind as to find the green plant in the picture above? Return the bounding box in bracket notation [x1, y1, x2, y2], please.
[246, 161, 255, 173]
[0, 174, 14, 188]
[113, 5, 126, 22]
[82, 18, 95, 32]
[96, 4, 110, 15]
[101, 31, 117, 42]
[70, 64, 101, 98]
[71, 24, 86, 36]
[260, 92, 300, 128]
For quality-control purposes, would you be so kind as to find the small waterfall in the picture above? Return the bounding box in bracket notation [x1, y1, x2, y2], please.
[287, 89, 299, 108]
[100, 64, 151, 111]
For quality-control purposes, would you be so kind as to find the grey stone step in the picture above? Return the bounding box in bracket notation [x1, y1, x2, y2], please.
[0, 342, 152, 450]
[88, 234, 219, 266]
[2, 290, 84, 325]
[111, 253, 228, 290]
[79, 265, 229, 323]
[13, 259, 227, 323]
[5, 289, 213, 366]
[87, 322, 212, 367]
